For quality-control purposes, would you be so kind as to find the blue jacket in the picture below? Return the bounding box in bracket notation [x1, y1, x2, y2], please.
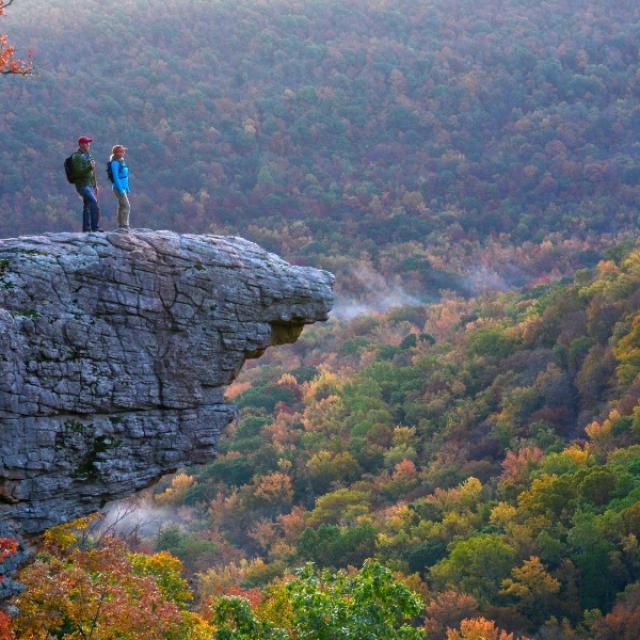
[110, 159, 130, 194]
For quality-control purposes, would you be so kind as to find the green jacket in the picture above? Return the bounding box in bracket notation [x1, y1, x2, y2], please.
[70, 150, 96, 188]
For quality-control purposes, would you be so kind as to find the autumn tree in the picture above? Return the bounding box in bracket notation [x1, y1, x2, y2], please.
[446, 617, 529, 640]
[590, 585, 640, 640]
[0, 537, 18, 640]
[424, 590, 479, 639]
[500, 556, 560, 628]
[0, 0, 30, 74]
[11, 518, 210, 639]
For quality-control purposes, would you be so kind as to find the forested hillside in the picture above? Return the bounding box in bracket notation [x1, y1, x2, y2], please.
[5, 0, 640, 638]
[2, 0, 640, 297]
[143, 244, 640, 637]
[12, 243, 640, 638]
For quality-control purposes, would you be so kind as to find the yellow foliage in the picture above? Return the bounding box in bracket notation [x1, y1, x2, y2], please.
[585, 410, 618, 452]
[178, 611, 215, 640]
[302, 366, 342, 402]
[378, 503, 414, 534]
[277, 372, 298, 387]
[501, 556, 560, 602]
[257, 579, 294, 629]
[155, 472, 196, 506]
[392, 425, 418, 447]
[562, 443, 591, 465]
[306, 449, 358, 483]
[129, 550, 193, 605]
[621, 249, 640, 275]
[595, 259, 620, 278]
[196, 558, 267, 604]
[43, 514, 100, 551]
[433, 477, 483, 513]
[302, 394, 345, 434]
[490, 502, 517, 530]
[306, 487, 371, 527]
[614, 316, 640, 386]
[517, 474, 558, 514]
[437, 510, 475, 541]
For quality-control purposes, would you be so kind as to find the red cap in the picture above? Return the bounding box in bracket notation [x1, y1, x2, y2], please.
[78, 136, 93, 144]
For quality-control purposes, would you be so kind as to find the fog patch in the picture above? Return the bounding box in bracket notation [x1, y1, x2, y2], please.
[462, 263, 529, 295]
[332, 264, 422, 319]
[94, 494, 186, 539]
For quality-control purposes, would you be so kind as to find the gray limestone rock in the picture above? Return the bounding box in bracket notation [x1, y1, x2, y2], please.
[0, 230, 334, 598]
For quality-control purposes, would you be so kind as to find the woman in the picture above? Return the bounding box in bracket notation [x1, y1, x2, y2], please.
[109, 144, 131, 230]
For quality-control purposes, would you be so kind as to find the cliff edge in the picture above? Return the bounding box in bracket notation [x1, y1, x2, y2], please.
[0, 230, 334, 596]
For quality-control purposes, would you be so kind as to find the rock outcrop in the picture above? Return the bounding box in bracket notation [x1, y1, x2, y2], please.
[0, 230, 333, 597]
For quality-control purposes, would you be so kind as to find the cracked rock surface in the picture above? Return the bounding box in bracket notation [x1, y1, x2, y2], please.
[0, 229, 333, 596]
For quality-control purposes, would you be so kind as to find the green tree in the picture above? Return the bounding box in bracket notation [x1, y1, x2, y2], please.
[431, 534, 516, 602]
[212, 560, 423, 640]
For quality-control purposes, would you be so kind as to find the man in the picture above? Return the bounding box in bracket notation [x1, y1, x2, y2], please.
[70, 136, 101, 232]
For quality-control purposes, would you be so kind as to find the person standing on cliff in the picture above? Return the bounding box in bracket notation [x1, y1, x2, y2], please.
[108, 144, 131, 231]
[69, 136, 102, 232]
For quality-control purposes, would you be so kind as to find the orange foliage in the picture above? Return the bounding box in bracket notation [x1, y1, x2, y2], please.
[252, 472, 294, 506]
[12, 533, 186, 639]
[277, 372, 303, 400]
[424, 590, 479, 639]
[591, 585, 640, 640]
[501, 448, 543, 482]
[447, 617, 529, 640]
[225, 380, 251, 398]
[0, 535, 18, 637]
[222, 585, 263, 609]
[585, 409, 619, 454]
[277, 506, 307, 543]
[248, 518, 278, 552]
[393, 458, 417, 480]
[264, 411, 301, 451]
[0, 611, 12, 640]
[0, 537, 17, 565]
[0, 1, 31, 75]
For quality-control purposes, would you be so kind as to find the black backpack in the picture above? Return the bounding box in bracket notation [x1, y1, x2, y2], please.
[106, 160, 114, 183]
[64, 154, 76, 183]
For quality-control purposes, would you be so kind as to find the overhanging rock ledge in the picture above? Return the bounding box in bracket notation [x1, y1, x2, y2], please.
[0, 229, 334, 596]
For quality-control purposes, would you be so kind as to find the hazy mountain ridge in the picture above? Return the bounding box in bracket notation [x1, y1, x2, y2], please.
[2, 0, 640, 295]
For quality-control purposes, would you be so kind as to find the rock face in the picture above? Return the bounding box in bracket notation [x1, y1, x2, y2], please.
[0, 230, 333, 596]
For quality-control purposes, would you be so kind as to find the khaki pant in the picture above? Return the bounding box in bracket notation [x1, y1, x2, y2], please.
[114, 190, 130, 228]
